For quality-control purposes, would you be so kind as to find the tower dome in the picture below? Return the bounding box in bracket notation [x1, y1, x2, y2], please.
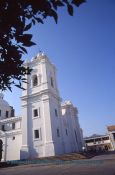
[0, 93, 9, 107]
[0, 93, 4, 99]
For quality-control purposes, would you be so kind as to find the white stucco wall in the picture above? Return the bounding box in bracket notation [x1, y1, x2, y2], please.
[5, 132, 22, 161]
[0, 53, 84, 161]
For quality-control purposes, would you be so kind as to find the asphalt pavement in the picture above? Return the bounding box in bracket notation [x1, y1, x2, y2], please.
[0, 153, 115, 175]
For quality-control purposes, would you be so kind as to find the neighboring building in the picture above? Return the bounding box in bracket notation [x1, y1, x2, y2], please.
[107, 125, 115, 150]
[0, 93, 22, 161]
[84, 126, 115, 152]
[84, 134, 113, 152]
[0, 53, 83, 161]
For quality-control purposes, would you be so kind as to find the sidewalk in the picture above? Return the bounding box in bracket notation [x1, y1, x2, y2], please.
[0, 152, 115, 169]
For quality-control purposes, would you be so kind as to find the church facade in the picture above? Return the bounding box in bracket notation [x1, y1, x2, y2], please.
[0, 53, 83, 161]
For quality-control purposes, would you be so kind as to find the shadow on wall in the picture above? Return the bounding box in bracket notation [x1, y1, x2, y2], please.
[0, 139, 3, 162]
[20, 148, 39, 160]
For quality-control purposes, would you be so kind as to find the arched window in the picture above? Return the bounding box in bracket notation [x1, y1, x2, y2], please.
[51, 77, 54, 87]
[32, 75, 38, 87]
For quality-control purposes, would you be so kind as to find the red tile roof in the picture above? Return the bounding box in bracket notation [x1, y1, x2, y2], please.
[107, 125, 115, 131]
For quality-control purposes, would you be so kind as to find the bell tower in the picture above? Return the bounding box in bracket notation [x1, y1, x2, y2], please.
[20, 53, 63, 159]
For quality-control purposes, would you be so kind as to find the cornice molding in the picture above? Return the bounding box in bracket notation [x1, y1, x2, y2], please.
[0, 130, 22, 137]
[0, 116, 22, 124]
[21, 89, 61, 102]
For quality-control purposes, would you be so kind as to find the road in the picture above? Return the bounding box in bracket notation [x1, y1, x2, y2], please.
[0, 154, 115, 175]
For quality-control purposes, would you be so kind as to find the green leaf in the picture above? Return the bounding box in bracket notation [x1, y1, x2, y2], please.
[35, 17, 44, 24]
[22, 41, 36, 47]
[56, 1, 64, 7]
[24, 23, 32, 31]
[32, 19, 35, 25]
[19, 46, 27, 54]
[67, 4, 73, 16]
[15, 84, 25, 90]
[72, 0, 86, 7]
[17, 34, 33, 43]
[50, 10, 58, 23]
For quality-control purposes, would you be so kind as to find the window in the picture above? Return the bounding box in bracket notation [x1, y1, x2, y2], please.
[33, 108, 40, 117]
[102, 137, 109, 141]
[57, 128, 60, 137]
[51, 77, 54, 87]
[95, 138, 101, 142]
[55, 109, 58, 117]
[11, 108, 14, 117]
[34, 129, 39, 139]
[12, 136, 15, 140]
[66, 129, 68, 136]
[12, 123, 15, 130]
[74, 130, 78, 143]
[2, 125, 5, 131]
[6, 111, 9, 118]
[34, 109, 38, 117]
[0, 110, 1, 117]
[33, 75, 38, 87]
[113, 133, 115, 140]
[85, 139, 94, 143]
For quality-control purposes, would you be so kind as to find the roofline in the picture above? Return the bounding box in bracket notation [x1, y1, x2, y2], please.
[84, 134, 110, 140]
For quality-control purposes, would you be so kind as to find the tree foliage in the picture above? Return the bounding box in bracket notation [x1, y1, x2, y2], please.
[0, 0, 85, 91]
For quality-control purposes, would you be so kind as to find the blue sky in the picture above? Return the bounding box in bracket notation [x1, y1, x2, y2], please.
[4, 0, 115, 137]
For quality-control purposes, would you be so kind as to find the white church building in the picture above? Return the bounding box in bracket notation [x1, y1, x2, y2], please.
[0, 53, 83, 161]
